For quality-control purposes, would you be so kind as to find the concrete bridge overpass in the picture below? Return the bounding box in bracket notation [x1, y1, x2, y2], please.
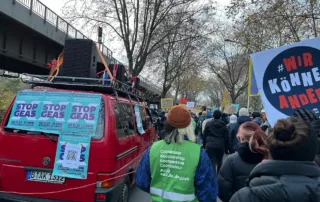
[0, 0, 164, 101]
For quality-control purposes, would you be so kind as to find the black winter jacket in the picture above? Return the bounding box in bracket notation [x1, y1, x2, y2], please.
[230, 160, 320, 202]
[217, 142, 264, 202]
[203, 119, 228, 151]
[227, 122, 237, 151]
[228, 116, 251, 153]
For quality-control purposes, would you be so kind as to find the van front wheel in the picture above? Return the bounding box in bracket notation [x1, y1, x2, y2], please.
[118, 180, 129, 202]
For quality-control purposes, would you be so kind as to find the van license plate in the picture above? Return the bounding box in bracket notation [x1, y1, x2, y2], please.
[27, 171, 65, 184]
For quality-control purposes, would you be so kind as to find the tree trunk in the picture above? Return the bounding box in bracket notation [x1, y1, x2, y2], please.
[161, 88, 169, 98]
[174, 84, 180, 104]
[310, 0, 318, 37]
[230, 89, 237, 104]
[161, 84, 171, 98]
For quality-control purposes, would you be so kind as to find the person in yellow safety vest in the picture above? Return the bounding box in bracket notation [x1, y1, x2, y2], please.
[135, 105, 218, 202]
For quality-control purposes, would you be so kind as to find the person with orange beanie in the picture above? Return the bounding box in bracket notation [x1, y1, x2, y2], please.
[135, 105, 218, 202]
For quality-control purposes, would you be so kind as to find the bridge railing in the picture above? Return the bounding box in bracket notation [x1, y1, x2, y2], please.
[139, 77, 162, 95]
[15, 0, 115, 61]
[14, 0, 165, 96]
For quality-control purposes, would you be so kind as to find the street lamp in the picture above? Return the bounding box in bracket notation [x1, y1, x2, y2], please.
[224, 39, 235, 43]
[224, 39, 253, 53]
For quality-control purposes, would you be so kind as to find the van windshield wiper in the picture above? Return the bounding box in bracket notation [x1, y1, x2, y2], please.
[33, 132, 57, 143]
[8, 129, 57, 143]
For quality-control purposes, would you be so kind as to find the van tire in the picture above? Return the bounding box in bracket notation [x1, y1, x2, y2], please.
[118, 179, 129, 202]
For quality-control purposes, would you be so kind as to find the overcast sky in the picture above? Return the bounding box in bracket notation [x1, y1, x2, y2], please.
[41, 0, 230, 15]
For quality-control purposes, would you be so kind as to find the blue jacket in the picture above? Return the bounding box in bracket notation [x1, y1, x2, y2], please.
[228, 116, 251, 153]
[135, 145, 218, 202]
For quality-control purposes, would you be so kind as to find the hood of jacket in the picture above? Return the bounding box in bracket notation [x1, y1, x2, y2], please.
[211, 119, 227, 128]
[238, 142, 264, 164]
[230, 115, 237, 124]
[237, 160, 320, 202]
[252, 117, 264, 126]
[238, 116, 251, 124]
[204, 118, 227, 150]
[249, 160, 320, 183]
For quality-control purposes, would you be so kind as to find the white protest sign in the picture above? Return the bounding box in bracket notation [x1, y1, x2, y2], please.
[251, 37, 320, 126]
[134, 104, 145, 134]
[186, 102, 195, 108]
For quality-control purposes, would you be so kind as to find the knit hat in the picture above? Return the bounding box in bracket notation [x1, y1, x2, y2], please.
[205, 112, 213, 119]
[239, 108, 249, 116]
[269, 118, 318, 162]
[202, 111, 207, 116]
[230, 114, 237, 123]
[167, 105, 191, 129]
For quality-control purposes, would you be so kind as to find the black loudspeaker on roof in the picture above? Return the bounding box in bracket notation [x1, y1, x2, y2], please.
[60, 39, 96, 78]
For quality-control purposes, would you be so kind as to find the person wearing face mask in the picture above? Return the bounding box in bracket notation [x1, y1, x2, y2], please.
[218, 122, 268, 202]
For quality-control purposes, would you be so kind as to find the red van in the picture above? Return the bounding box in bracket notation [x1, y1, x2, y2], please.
[0, 87, 157, 202]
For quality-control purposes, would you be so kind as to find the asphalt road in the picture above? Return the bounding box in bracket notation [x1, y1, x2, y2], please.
[129, 185, 151, 202]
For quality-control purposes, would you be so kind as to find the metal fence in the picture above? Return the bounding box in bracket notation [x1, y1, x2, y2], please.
[16, 0, 113, 59]
[15, 0, 164, 96]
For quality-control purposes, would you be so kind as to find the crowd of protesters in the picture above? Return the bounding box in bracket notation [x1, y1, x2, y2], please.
[136, 105, 320, 202]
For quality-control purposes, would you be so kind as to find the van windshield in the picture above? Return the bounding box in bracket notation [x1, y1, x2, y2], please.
[4, 92, 105, 140]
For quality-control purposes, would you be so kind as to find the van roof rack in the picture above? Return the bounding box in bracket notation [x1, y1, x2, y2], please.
[20, 74, 159, 102]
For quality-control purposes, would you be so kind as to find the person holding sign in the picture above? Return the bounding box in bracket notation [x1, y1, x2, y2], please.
[293, 108, 320, 166]
[230, 117, 320, 202]
[135, 105, 218, 202]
